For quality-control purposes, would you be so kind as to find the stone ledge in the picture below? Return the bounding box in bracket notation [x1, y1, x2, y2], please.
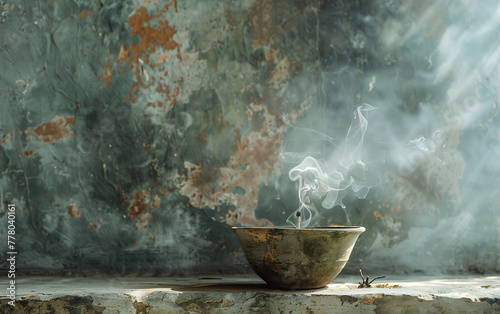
[1, 275, 499, 313]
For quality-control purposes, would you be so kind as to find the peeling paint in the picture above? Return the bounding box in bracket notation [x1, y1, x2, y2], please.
[25, 116, 75, 143]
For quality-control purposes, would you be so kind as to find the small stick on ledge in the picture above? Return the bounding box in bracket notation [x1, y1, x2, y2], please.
[296, 211, 301, 229]
[358, 269, 385, 288]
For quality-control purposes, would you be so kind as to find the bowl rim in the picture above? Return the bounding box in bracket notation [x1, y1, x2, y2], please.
[231, 226, 366, 232]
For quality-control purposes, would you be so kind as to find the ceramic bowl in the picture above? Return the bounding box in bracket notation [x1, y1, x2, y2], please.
[232, 226, 365, 289]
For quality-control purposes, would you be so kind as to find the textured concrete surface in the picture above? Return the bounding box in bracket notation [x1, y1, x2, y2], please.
[1, 276, 499, 313]
[1, 0, 500, 278]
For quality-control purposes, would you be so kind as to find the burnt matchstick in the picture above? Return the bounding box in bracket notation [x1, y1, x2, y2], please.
[296, 211, 301, 229]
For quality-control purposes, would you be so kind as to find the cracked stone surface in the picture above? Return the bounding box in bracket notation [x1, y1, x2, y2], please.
[1, 0, 500, 279]
[1, 276, 499, 313]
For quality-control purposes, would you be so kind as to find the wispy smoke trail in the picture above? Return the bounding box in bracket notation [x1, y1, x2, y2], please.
[287, 104, 385, 228]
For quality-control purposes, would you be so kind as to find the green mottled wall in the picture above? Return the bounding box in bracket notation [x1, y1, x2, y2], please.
[1, 0, 499, 276]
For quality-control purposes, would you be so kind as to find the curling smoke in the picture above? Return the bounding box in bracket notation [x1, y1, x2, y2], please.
[287, 104, 384, 228]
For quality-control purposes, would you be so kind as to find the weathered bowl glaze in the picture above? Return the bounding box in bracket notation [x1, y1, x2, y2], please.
[232, 226, 365, 289]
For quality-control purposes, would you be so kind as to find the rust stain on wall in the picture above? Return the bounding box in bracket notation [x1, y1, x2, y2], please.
[153, 195, 161, 208]
[103, 60, 112, 87]
[265, 48, 291, 96]
[246, 0, 282, 50]
[173, 8, 307, 226]
[67, 203, 81, 218]
[109, 2, 181, 108]
[101, 0, 306, 228]
[127, 190, 150, 221]
[178, 103, 304, 227]
[119, 5, 179, 64]
[374, 210, 387, 220]
[127, 190, 156, 232]
[135, 212, 151, 233]
[120, 192, 130, 209]
[77, 11, 93, 18]
[245, 0, 305, 51]
[22, 150, 35, 158]
[0, 133, 11, 145]
[25, 116, 75, 143]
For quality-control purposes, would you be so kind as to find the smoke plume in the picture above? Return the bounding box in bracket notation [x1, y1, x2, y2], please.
[287, 104, 385, 228]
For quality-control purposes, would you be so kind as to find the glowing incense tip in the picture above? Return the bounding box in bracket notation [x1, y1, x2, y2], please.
[296, 211, 301, 229]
